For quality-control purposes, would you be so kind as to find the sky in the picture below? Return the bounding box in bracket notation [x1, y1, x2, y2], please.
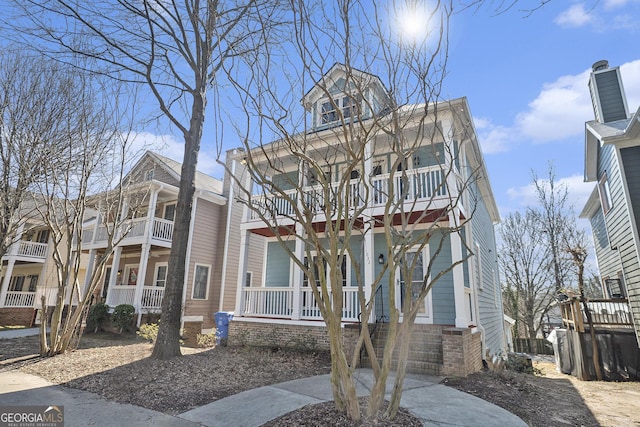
[141, 0, 640, 225]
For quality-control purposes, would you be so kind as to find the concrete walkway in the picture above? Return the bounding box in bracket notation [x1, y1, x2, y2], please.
[0, 326, 526, 426]
[0, 369, 526, 426]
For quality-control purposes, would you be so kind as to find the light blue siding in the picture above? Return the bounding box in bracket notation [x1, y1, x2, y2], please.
[594, 71, 627, 123]
[430, 232, 456, 325]
[265, 241, 293, 287]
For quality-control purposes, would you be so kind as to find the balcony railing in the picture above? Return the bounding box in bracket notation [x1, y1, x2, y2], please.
[248, 165, 449, 221]
[83, 218, 174, 246]
[561, 298, 633, 332]
[106, 286, 136, 307]
[241, 286, 360, 321]
[17, 241, 48, 259]
[141, 287, 164, 310]
[4, 291, 36, 307]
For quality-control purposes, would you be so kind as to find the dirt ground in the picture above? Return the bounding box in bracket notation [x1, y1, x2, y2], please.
[2, 334, 640, 426]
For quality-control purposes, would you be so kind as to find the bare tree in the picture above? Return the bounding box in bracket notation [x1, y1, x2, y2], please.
[500, 210, 555, 342]
[225, 1, 482, 420]
[0, 50, 71, 266]
[30, 67, 146, 356]
[11, 0, 281, 359]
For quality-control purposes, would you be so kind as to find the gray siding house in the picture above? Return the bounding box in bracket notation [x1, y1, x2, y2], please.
[223, 64, 506, 375]
[581, 60, 640, 346]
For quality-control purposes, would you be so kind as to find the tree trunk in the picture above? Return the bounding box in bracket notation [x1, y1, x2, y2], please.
[152, 92, 205, 360]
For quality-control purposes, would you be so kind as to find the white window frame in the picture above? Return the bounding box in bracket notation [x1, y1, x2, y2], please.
[245, 271, 253, 287]
[396, 245, 432, 320]
[318, 95, 362, 126]
[163, 203, 176, 221]
[123, 264, 139, 286]
[154, 262, 168, 287]
[598, 172, 613, 214]
[192, 263, 211, 300]
[302, 252, 350, 288]
[465, 287, 474, 324]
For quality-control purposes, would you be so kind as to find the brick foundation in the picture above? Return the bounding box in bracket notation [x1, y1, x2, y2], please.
[441, 327, 483, 376]
[0, 308, 36, 326]
[229, 320, 359, 359]
[229, 320, 483, 377]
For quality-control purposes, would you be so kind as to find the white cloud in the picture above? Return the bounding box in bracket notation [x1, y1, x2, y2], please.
[506, 174, 594, 212]
[480, 59, 640, 154]
[604, 0, 636, 10]
[554, 4, 594, 28]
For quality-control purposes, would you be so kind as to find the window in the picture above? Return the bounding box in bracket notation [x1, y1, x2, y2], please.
[320, 95, 361, 125]
[605, 272, 627, 298]
[598, 172, 613, 214]
[398, 248, 428, 315]
[245, 271, 253, 287]
[163, 204, 176, 221]
[192, 264, 210, 299]
[465, 289, 474, 324]
[36, 229, 49, 244]
[154, 263, 168, 287]
[28, 275, 38, 292]
[9, 276, 25, 292]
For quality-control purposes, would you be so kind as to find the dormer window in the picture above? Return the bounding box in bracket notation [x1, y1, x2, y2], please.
[320, 95, 362, 125]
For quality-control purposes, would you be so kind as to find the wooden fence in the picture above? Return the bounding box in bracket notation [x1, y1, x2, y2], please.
[513, 338, 554, 355]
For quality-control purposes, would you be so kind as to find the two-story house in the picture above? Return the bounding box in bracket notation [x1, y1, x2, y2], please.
[222, 64, 505, 375]
[0, 214, 59, 325]
[580, 60, 640, 348]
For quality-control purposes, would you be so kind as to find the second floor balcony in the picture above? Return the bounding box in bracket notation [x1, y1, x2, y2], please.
[245, 164, 461, 226]
[82, 217, 174, 250]
[2, 240, 49, 263]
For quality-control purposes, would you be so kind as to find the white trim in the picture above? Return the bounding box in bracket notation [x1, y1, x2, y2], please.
[231, 316, 353, 328]
[395, 244, 433, 322]
[182, 315, 204, 322]
[154, 262, 169, 287]
[122, 264, 139, 286]
[163, 203, 176, 221]
[181, 196, 199, 331]
[219, 155, 237, 311]
[191, 263, 211, 300]
[245, 271, 253, 287]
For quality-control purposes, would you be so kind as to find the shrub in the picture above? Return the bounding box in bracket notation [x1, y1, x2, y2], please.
[86, 302, 110, 333]
[137, 323, 159, 342]
[196, 331, 217, 348]
[112, 304, 135, 333]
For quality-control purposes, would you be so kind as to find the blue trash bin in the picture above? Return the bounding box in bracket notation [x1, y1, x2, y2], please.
[214, 312, 234, 346]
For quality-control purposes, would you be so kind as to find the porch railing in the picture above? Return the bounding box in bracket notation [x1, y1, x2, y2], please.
[248, 165, 449, 221]
[106, 286, 136, 307]
[83, 217, 174, 245]
[4, 291, 36, 307]
[141, 287, 164, 309]
[17, 241, 48, 259]
[241, 286, 360, 321]
[561, 298, 633, 332]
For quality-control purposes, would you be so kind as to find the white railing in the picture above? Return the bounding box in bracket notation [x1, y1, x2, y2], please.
[248, 165, 449, 221]
[152, 218, 174, 242]
[16, 241, 48, 259]
[241, 286, 359, 321]
[4, 291, 36, 307]
[242, 287, 293, 318]
[83, 217, 174, 246]
[35, 288, 59, 307]
[106, 286, 136, 307]
[141, 287, 164, 309]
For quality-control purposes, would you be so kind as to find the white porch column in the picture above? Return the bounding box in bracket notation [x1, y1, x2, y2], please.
[82, 249, 97, 296]
[450, 211, 469, 328]
[0, 260, 16, 306]
[105, 247, 122, 307]
[291, 231, 304, 320]
[362, 141, 375, 321]
[133, 243, 151, 320]
[145, 188, 159, 238]
[234, 229, 251, 316]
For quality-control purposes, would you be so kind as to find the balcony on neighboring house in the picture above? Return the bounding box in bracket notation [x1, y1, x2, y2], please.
[561, 298, 634, 331]
[2, 240, 49, 263]
[82, 217, 174, 250]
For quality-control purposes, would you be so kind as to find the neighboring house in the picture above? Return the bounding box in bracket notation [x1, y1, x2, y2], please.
[580, 60, 640, 347]
[0, 217, 69, 325]
[81, 151, 261, 332]
[223, 64, 505, 375]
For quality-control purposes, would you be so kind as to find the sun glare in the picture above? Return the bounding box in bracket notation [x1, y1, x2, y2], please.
[395, 1, 431, 42]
